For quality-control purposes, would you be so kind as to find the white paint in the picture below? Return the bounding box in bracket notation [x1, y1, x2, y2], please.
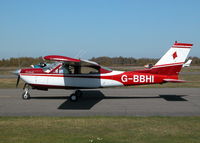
[121, 75, 128, 82]
[155, 47, 191, 66]
[20, 71, 124, 88]
[121, 75, 154, 83]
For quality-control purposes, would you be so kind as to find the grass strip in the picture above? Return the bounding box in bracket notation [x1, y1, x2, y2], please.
[0, 116, 200, 143]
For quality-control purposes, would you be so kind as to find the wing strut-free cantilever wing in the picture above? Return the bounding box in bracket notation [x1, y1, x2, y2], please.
[44, 55, 100, 66]
[44, 55, 81, 62]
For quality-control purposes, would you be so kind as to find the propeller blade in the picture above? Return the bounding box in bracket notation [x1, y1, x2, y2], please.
[16, 75, 20, 88]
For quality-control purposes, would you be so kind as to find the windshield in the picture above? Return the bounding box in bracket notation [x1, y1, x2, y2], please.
[43, 62, 60, 73]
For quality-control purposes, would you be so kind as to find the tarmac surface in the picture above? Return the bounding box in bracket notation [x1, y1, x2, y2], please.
[0, 88, 200, 116]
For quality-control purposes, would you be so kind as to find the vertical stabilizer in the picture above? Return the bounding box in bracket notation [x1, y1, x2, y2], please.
[155, 42, 193, 67]
[151, 42, 193, 75]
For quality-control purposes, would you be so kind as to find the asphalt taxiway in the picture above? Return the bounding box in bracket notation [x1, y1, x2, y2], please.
[0, 88, 200, 116]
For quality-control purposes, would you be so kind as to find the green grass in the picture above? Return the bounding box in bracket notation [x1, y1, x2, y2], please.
[0, 117, 200, 143]
[181, 66, 200, 72]
[0, 79, 25, 88]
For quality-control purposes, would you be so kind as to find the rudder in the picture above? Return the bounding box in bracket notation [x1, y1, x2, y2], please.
[151, 41, 193, 75]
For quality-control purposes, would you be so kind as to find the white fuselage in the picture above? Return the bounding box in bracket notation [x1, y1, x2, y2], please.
[20, 71, 124, 88]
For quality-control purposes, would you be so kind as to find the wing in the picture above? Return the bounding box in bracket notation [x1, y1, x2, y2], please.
[44, 55, 81, 62]
[44, 55, 99, 66]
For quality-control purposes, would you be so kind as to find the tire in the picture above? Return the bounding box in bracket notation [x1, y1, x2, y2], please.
[70, 93, 78, 102]
[22, 92, 30, 100]
[75, 90, 83, 97]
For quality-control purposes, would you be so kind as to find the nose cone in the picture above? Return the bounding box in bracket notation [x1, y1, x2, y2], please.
[12, 69, 21, 75]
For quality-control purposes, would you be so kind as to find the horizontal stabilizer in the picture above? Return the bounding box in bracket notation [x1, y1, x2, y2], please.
[183, 59, 192, 67]
[163, 79, 186, 83]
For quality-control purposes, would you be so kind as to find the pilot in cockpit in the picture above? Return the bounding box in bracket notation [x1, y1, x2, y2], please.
[60, 63, 72, 74]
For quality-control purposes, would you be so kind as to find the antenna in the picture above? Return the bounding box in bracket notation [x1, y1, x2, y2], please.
[75, 50, 87, 59]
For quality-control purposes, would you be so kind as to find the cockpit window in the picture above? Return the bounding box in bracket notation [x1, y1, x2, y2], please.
[43, 62, 60, 73]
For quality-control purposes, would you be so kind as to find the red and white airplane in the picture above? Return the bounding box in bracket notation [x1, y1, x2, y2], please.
[16, 42, 193, 101]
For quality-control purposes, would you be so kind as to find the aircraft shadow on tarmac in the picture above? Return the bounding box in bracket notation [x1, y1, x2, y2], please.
[31, 91, 188, 110]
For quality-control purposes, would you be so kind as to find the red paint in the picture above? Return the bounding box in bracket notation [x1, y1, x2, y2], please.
[172, 51, 178, 59]
[44, 55, 81, 62]
[49, 64, 62, 74]
[153, 62, 184, 68]
[100, 67, 112, 74]
[21, 64, 181, 87]
[20, 68, 45, 74]
[173, 43, 193, 46]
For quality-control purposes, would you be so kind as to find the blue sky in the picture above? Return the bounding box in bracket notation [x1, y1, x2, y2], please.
[0, 0, 199, 59]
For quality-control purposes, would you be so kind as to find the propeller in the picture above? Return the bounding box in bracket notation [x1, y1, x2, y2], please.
[16, 75, 20, 88]
[12, 69, 21, 88]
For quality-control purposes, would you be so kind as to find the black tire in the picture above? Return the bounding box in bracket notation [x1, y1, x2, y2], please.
[70, 93, 78, 102]
[22, 92, 30, 100]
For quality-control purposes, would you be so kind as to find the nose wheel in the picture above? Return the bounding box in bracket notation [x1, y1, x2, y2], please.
[69, 90, 83, 102]
[22, 84, 31, 100]
[22, 91, 30, 100]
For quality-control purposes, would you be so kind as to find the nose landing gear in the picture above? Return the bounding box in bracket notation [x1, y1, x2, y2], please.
[22, 84, 31, 100]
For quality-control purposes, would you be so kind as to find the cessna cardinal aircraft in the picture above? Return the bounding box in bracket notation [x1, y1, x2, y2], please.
[16, 42, 193, 101]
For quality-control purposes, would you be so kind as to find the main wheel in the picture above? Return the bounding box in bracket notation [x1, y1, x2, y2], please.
[22, 92, 30, 100]
[69, 93, 78, 102]
[75, 90, 83, 97]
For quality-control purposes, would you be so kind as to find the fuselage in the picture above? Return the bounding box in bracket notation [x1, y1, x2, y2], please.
[20, 68, 172, 90]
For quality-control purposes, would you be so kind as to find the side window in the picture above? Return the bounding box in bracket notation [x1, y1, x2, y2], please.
[60, 65, 74, 74]
[59, 65, 100, 74]
[81, 66, 99, 74]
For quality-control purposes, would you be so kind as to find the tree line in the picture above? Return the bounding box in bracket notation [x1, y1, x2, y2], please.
[0, 57, 43, 67]
[90, 57, 158, 66]
[0, 56, 200, 67]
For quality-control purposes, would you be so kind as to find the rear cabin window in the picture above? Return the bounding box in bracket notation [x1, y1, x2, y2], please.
[81, 66, 99, 74]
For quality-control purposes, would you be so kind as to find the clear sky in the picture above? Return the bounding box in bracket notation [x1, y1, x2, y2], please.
[0, 0, 199, 59]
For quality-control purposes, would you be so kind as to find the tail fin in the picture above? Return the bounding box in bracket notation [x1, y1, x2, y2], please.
[151, 42, 193, 75]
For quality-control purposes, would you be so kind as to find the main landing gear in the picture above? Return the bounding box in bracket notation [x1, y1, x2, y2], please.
[69, 90, 83, 102]
[22, 84, 31, 100]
